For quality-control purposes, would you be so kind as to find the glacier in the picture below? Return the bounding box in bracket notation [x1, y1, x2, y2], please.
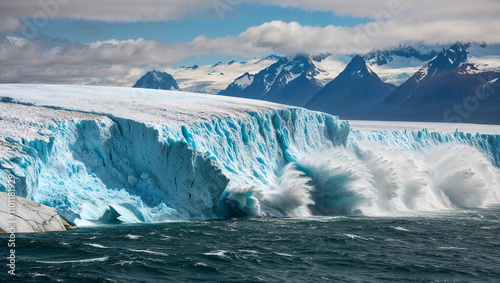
[1, 85, 499, 226]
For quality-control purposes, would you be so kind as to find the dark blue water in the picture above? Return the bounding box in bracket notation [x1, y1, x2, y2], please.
[2, 207, 500, 282]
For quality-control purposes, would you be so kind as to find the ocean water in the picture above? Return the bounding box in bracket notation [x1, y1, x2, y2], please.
[3, 207, 500, 282]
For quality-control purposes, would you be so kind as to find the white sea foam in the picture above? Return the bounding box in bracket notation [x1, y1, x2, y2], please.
[126, 234, 142, 240]
[239, 250, 260, 254]
[437, 247, 468, 250]
[203, 250, 230, 258]
[128, 249, 169, 256]
[31, 273, 49, 277]
[194, 262, 214, 269]
[479, 226, 495, 230]
[391, 226, 411, 232]
[343, 234, 373, 240]
[86, 243, 108, 249]
[274, 252, 293, 257]
[38, 257, 109, 264]
[115, 260, 134, 266]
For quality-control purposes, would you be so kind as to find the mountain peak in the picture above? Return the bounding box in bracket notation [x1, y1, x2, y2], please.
[341, 55, 373, 79]
[374, 43, 500, 123]
[449, 42, 469, 53]
[219, 53, 323, 106]
[305, 54, 395, 118]
[424, 43, 468, 76]
[349, 55, 367, 65]
[289, 53, 310, 60]
[212, 61, 223, 68]
[133, 70, 181, 91]
[259, 54, 283, 62]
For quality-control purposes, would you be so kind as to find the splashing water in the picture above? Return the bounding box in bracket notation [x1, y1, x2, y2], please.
[246, 142, 500, 217]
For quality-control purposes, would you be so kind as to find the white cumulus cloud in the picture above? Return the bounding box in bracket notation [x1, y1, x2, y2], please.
[1, 0, 500, 85]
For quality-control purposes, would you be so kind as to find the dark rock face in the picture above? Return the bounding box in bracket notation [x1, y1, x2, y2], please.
[133, 71, 181, 91]
[376, 43, 500, 124]
[219, 54, 323, 107]
[305, 55, 396, 119]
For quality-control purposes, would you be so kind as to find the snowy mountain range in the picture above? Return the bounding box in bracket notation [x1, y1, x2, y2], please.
[218, 54, 323, 106]
[162, 56, 280, 94]
[364, 44, 442, 66]
[133, 43, 500, 124]
[378, 43, 500, 123]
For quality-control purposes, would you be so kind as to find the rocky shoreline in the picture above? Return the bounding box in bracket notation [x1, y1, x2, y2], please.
[0, 192, 76, 233]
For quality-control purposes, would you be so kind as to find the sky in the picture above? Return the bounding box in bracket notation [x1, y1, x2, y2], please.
[1, 0, 500, 86]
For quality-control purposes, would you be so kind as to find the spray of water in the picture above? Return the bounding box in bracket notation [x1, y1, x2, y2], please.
[228, 142, 500, 217]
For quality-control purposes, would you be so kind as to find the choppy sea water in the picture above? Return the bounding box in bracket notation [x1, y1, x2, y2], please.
[3, 207, 500, 282]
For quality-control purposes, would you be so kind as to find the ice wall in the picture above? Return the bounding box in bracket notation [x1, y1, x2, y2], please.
[0, 102, 348, 223]
[1, 85, 499, 224]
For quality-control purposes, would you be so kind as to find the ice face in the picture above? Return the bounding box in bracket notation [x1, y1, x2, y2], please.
[0, 86, 348, 223]
[0, 85, 499, 225]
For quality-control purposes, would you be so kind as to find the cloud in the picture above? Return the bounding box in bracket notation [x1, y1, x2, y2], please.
[229, 20, 500, 54]
[258, 0, 500, 22]
[0, 0, 218, 22]
[189, 19, 500, 57]
[2, 17, 500, 86]
[1, 0, 500, 86]
[1, 0, 499, 23]
[0, 36, 190, 85]
[0, 17, 23, 33]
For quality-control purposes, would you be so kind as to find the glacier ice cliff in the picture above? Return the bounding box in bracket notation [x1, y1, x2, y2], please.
[1, 85, 499, 226]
